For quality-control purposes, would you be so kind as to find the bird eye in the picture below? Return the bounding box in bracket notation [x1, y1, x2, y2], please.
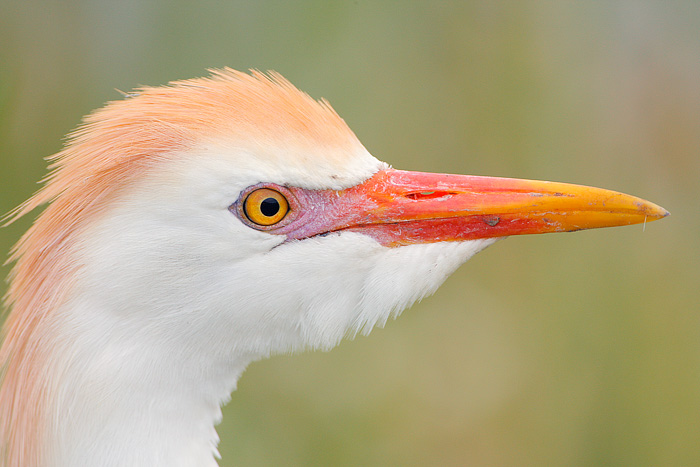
[243, 188, 290, 226]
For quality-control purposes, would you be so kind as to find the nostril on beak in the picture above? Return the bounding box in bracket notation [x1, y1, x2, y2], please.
[404, 191, 455, 201]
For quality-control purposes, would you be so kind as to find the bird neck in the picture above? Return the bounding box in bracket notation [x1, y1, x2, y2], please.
[3, 295, 254, 467]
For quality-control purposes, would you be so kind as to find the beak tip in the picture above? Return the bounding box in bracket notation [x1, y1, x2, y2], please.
[643, 202, 670, 221]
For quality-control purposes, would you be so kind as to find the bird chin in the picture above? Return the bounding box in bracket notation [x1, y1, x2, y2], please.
[287, 234, 500, 351]
[353, 237, 500, 332]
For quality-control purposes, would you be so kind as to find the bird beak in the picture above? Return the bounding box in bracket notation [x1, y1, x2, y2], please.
[285, 168, 669, 247]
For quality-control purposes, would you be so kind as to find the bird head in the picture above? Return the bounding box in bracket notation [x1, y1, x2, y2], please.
[4, 68, 668, 362]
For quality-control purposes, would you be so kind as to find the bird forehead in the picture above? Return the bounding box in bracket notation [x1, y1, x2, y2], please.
[170, 140, 386, 193]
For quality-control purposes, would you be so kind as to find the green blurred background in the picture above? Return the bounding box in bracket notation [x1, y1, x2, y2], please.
[1, 1, 698, 465]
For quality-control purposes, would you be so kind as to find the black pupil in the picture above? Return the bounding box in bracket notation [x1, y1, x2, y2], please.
[260, 197, 280, 217]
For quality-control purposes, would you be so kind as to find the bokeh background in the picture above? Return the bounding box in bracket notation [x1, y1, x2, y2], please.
[1, 1, 698, 465]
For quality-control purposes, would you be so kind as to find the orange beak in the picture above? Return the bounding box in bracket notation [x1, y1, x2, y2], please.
[281, 169, 669, 247]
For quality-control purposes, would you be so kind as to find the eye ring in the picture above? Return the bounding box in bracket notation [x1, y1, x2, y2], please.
[241, 188, 290, 226]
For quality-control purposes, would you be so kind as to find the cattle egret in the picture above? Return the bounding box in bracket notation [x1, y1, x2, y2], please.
[0, 69, 667, 466]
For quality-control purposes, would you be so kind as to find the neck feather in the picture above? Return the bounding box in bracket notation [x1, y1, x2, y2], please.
[1, 292, 251, 467]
